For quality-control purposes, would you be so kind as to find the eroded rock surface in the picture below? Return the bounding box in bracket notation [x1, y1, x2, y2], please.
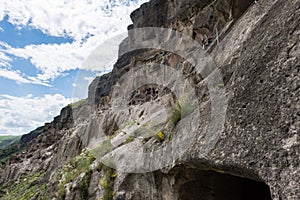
[0, 0, 299, 199]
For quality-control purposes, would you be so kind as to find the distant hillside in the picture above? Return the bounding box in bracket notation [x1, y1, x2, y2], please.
[0, 136, 22, 170]
[0, 136, 21, 149]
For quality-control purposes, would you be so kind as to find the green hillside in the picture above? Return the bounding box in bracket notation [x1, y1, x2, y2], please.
[0, 136, 22, 170]
[0, 136, 21, 149]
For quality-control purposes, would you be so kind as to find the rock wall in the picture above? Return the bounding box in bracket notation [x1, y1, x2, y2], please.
[0, 0, 299, 199]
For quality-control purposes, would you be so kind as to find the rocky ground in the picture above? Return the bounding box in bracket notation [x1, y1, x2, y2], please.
[0, 0, 299, 199]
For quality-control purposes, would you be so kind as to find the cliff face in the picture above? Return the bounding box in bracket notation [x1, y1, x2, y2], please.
[0, 0, 299, 200]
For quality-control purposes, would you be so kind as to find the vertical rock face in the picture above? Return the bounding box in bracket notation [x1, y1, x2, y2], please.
[0, 0, 299, 199]
[129, 0, 256, 48]
[88, 73, 112, 105]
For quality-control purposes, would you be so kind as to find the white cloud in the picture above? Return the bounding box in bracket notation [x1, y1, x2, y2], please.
[0, 42, 12, 67]
[0, 52, 12, 67]
[0, 0, 149, 136]
[0, 68, 51, 86]
[0, 0, 148, 83]
[5, 35, 123, 81]
[0, 68, 30, 83]
[0, 26, 3, 32]
[1, 0, 147, 40]
[0, 94, 72, 135]
[84, 76, 95, 85]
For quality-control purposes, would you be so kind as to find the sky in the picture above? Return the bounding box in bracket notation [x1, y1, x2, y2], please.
[0, 0, 148, 136]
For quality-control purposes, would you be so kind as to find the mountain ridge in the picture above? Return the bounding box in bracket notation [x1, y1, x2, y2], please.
[0, 0, 299, 199]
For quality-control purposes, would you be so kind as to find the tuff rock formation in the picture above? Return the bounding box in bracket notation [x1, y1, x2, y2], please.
[0, 0, 299, 199]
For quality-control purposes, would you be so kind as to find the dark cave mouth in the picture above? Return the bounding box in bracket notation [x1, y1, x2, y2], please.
[178, 170, 272, 200]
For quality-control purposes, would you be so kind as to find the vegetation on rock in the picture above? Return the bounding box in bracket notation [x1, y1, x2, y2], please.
[0, 140, 23, 170]
[69, 99, 87, 109]
[56, 150, 95, 199]
[0, 172, 46, 200]
[99, 164, 116, 200]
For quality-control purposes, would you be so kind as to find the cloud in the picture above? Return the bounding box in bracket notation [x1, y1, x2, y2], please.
[0, 68, 31, 83]
[0, 94, 72, 135]
[0, 0, 148, 135]
[0, 68, 51, 86]
[0, 41, 51, 86]
[0, 26, 3, 32]
[5, 35, 122, 81]
[0, 43, 12, 67]
[0, 0, 147, 40]
[0, 52, 12, 67]
[0, 0, 148, 83]
[84, 76, 95, 85]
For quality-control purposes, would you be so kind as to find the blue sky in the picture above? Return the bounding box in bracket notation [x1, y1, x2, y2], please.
[0, 0, 147, 135]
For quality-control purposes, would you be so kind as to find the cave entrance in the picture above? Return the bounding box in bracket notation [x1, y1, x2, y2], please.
[178, 170, 272, 200]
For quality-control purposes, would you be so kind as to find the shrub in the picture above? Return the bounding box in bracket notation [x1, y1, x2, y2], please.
[77, 170, 92, 200]
[57, 151, 95, 199]
[124, 135, 135, 144]
[99, 164, 116, 200]
[156, 131, 165, 141]
[0, 171, 46, 200]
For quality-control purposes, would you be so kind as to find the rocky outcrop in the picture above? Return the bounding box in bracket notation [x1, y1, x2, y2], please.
[0, 0, 299, 199]
[19, 126, 44, 149]
[19, 105, 74, 149]
[88, 73, 112, 105]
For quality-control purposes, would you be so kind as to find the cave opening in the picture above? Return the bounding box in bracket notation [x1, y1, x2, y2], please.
[178, 170, 272, 200]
